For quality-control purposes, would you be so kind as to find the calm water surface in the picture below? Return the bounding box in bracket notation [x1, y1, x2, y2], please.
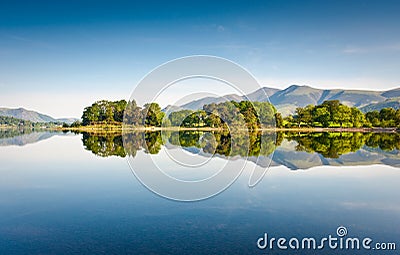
[0, 131, 399, 254]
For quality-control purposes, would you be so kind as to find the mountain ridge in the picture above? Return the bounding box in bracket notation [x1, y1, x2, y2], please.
[0, 107, 78, 124]
[177, 85, 399, 116]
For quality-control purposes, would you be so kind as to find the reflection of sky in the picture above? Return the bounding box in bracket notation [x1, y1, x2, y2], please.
[0, 134, 399, 254]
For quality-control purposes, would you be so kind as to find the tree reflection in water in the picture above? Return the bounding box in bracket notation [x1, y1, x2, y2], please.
[80, 131, 399, 162]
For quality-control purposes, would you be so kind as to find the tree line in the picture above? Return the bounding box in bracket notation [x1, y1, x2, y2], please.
[80, 100, 166, 127]
[0, 116, 33, 127]
[77, 99, 399, 129]
[0, 115, 64, 129]
[80, 99, 278, 129]
[169, 101, 278, 129]
[284, 100, 400, 128]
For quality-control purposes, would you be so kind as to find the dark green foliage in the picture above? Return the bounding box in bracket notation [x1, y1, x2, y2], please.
[0, 116, 33, 126]
[365, 108, 400, 127]
[81, 131, 164, 157]
[286, 100, 369, 128]
[275, 112, 283, 128]
[143, 103, 164, 127]
[144, 131, 163, 153]
[82, 100, 127, 125]
[287, 132, 400, 158]
[81, 100, 164, 127]
[286, 100, 399, 128]
[169, 110, 194, 126]
[80, 98, 399, 129]
[365, 132, 400, 151]
[167, 100, 276, 129]
[80, 130, 399, 160]
[0, 115, 64, 128]
[81, 130, 281, 158]
[287, 132, 367, 158]
[82, 132, 127, 157]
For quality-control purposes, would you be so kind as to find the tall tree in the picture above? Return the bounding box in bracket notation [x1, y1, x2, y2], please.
[335, 104, 352, 127]
[314, 106, 330, 127]
[350, 107, 366, 128]
[124, 100, 143, 126]
[143, 103, 164, 127]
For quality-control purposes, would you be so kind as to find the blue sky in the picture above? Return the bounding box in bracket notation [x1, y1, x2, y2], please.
[0, 0, 399, 117]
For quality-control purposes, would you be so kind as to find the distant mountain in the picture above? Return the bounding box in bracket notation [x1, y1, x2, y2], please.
[269, 85, 387, 116]
[179, 88, 278, 110]
[180, 94, 244, 111]
[0, 107, 78, 124]
[57, 118, 79, 124]
[381, 88, 400, 98]
[360, 97, 400, 112]
[246, 87, 280, 101]
[176, 85, 400, 116]
[162, 105, 185, 113]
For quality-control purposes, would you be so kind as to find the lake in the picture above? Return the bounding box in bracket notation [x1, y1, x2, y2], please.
[0, 130, 399, 254]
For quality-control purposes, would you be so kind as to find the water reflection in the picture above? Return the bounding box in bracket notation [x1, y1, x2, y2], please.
[0, 129, 399, 254]
[80, 131, 281, 158]
[0, 129, 71, 146]
[286, 132, 400, 158]
[81, 131, 399, 170]
[0, 129, 399, 169]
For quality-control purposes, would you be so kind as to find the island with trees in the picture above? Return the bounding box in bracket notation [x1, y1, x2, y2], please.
[61, 98, 400, 132]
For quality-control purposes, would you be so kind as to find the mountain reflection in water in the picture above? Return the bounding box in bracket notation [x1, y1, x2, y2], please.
[84, 131, 400, 170]
[0, 129, 399, 170]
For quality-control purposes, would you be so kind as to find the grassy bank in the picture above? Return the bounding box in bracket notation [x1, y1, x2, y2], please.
[58, 124, 399, 133]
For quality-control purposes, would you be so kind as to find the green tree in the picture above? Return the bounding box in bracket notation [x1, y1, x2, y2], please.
[233, 101, 260, 130]
[294, 107, 304, 128]
[168, 110, 193, 126]
[295, 105, 314, 127]
[124, 100, 143, 126]
[113, 100, 127, 122]
[350, 107, 365, 127]
[379, 108, 396, 127]
[365, 110, 380, 127]
[335, 104, 352, 127]
[82, 103, 100, 125]
[143, 103, 164, 127]
[275, 112, 283, 128]
[253, 101, 276, 127]
[313, 106, 330, 127]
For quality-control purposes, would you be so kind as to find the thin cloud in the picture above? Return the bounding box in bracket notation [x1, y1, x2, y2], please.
[191, 24, 227, 33]
[342, 43, 400, 54]
[342, 47, 367, 54]
[2, 33, 53, 48]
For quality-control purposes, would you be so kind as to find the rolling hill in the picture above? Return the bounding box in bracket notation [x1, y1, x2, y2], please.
[177, 85, 400, 116]
[360, 97, 400, 112]
[0, 107, 78, 124]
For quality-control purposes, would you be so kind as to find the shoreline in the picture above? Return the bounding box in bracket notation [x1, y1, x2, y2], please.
[56, 125, 398, 133]
[1, 125, 398, 133]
